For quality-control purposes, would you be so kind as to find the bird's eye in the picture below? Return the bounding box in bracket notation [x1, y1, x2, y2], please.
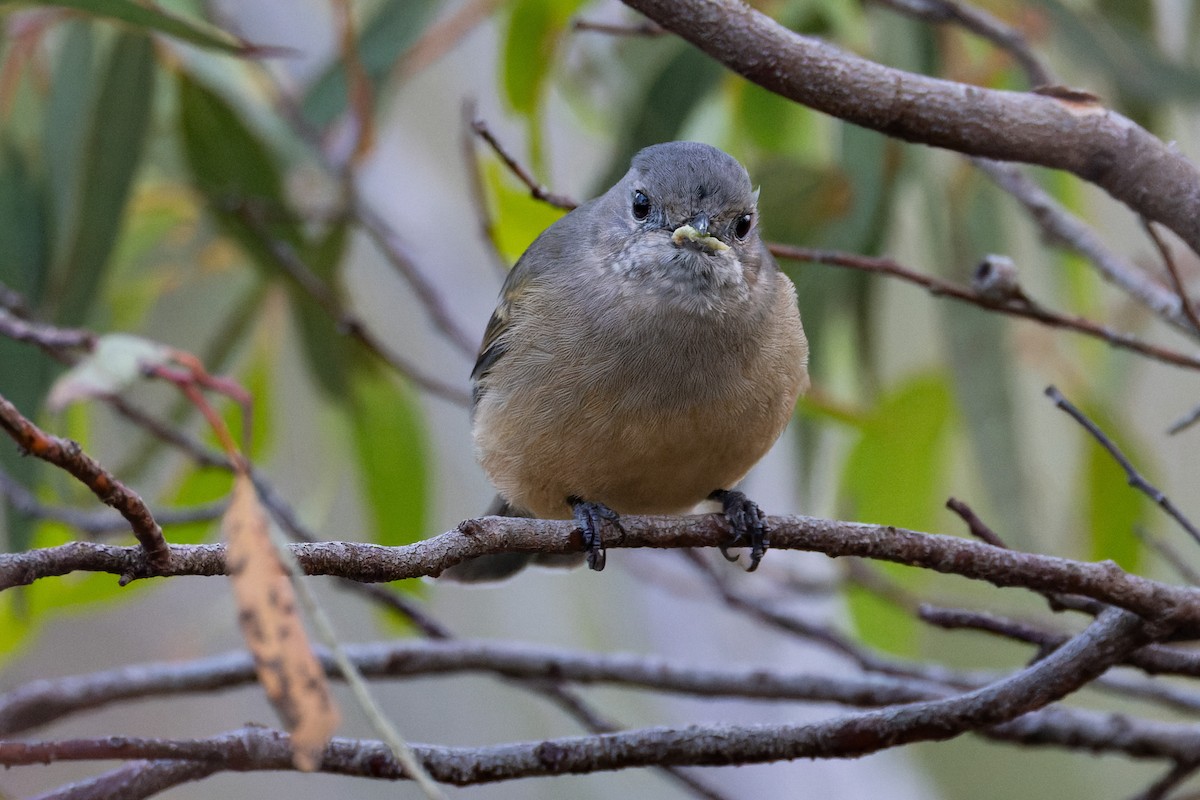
[734, 213, 753, 240]
[631, 191, 651, 221]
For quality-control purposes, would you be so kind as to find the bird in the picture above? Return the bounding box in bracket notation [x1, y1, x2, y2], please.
[444, 141, 809, 581]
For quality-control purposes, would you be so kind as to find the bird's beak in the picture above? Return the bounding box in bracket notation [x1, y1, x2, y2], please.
[671, 215, 729, 253]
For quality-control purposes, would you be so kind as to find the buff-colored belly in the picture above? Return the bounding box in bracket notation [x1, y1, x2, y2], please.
[475, 382, 794, 520]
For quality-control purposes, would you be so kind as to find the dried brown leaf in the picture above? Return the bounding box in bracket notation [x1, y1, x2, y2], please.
[223, 473, 339, 771]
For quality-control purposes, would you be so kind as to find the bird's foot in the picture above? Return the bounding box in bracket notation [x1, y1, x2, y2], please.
[710, 489, 769, 572]
[568, 496, 621, 571]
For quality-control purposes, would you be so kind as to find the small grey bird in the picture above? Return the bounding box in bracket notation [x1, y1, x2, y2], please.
[446, 141, 808, 581]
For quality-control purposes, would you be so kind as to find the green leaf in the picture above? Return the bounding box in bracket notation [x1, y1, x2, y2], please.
[1079, 403, 1145, 571]
[841, 373, 956, 655]
[177, 71, 304, 274]
[0, 588, 36, 661]
[301, 0, 439, 129]
[289, 222, 352, 397]
[842, 373, 955, 530]
[50, 31, 155, 326]
[166, 465, 233, 544]
[0, 137, 51, 550]
[17, 0, 259, 54]
[349, 358, 427, 550]
[0, 135, 49, 302]
[44, 19, 96, 282]
[502, 0, 577, 117]
[481, 157, 565, 263]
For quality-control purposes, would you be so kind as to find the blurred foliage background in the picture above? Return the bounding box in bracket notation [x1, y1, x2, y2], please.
[2, 1, 1200, 798]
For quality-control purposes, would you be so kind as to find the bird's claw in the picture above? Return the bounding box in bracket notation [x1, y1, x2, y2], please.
[710, 489, 769, 572]
[569, 497, 621, 571]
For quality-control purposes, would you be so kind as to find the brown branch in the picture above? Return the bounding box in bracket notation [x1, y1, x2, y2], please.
[869, 0, 1053, 87]
[0, 639, 938, 737]
[351, 199, 479, 357]
[29, 758, 221, 800]
[1046, 385, 1200, 548]
[0, 608, 1162, 785]
[249, 473, 730, 800]
[973, 159, 1193, 335]
[770, 244, 1200, 370]
[0, 394, 169, 569]
[0, 306, 95, 355]
[920, 604, 1200, 680]
[468, 115, 578, 211]
[619, 0, 1200, 258]
[572, 18, 666, 37]
[7, 514, 1199, 631]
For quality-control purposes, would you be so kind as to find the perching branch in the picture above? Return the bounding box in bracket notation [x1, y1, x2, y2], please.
[4, 514, 1199, 631]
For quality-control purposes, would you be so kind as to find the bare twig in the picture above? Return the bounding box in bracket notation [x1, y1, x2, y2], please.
[0, 306, 95, 354]
[973, 159, 1193, 334]
[1046, 385, 1200, 548]
[0, 608, 1161, 785]
[771, 244, 1200, 370]
[1143, 219, 1200, 334]
[1134, 526, 1200, 586]
[869, 0, 1053, 86]
[0, 394, 169, 569]
[351, 199, 479, 357]
[1168, 403, 1200, 436]
[468, 114, 578, 211]
[1128, 759, 1200, 800]
[572, 17, 665, 37]
[946, 497, 1009, 548]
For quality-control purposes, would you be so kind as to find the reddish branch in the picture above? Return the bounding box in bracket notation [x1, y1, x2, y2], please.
[771, 244, 1200, 370]
[0, 394, 169, 569]
[619, 0, 1200, 258]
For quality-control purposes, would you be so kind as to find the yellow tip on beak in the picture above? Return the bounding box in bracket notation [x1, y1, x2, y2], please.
[671, 224, 730, 253]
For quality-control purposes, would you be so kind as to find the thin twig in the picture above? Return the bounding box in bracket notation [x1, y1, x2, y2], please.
[460, 98, 515, 278]
[1128, 759, 1200, 800]
[1143, 219, 1200, 334]
[1, 608, 1162, 783]
[1046, 385, 1200, 548]
[1133, 525, 1200, 586]
[468, 114, 578, 210]
[973, 159, 1194, 335]
[0, 393, 169, 569]
[351, 199, 479, 357]
[946, 497, 1009, 548]
[572, 17, 666, 37]
[0, 306, 95, 354]
[771, 244, 1200, 370]
[1168, 403, 1200, 436]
